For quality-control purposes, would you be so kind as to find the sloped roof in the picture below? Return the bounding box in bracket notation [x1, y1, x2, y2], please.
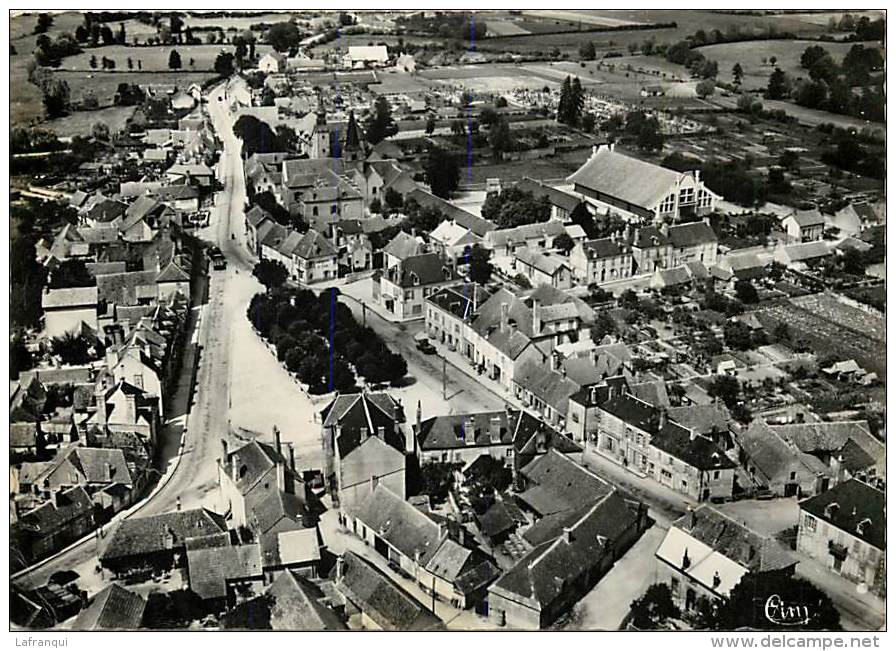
[187, 542, 263, 600]
[265, 571, 347, 630]
[16, 486, 94, 535]
[579, 237, 629, 259]
[800, 479, 885, 550]
[514, 248, 570, 276]
[73, 585, 146, 630]
[384, 252, 458, 288]
[568, 147, 684, 210]
[668, 221, 718, 247]
[517, 449, 614, 516]
[41, 286, 98, 310]
[320, 392, 405, 458]
[786, 208, 824, 228]
[354, 484, 445, 566]
[336, 551, 443, 631]
[516, 177, 582, 212]
[101, 508, 227, 561]
[292, 229, 338, 260]
[406, 188, 496, 236]
[382, 230, 424, 260]
[486, 219, 567, 249]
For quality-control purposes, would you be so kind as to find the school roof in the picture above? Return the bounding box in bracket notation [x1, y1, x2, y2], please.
[568, 146, 687, 210]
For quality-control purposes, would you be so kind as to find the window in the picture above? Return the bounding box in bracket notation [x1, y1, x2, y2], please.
[790, 471, 797, 480]
[698, 189, 712, 208]
[659, 193, 676, 214]
[803, 515, 816, 532]
[713, 470, 720, 479]
[331, 204, 338, 215]
[572, 412, 580, 424]
[679, 187, 695, 204]
[312, 206, 318, 216]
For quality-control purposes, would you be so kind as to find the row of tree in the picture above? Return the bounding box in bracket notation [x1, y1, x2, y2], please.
[246, 283, 408, 393]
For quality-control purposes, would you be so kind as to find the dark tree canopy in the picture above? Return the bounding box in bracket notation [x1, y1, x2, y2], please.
[168, 49, 182, 69]
[49, 259, 95, 289]
[467, 244, 493, 284]
[267, 21, 301, 52]
[481, 186, 551, 229]
[252, 259, 289, 290]
[365, 96, 397, 145]
[423, 146, 459, 198]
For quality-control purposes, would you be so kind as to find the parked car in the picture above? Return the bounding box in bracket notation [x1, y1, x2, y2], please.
[416, 339, 437, 355]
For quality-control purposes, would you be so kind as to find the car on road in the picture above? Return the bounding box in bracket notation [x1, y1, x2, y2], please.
[416, 339, 437, 355]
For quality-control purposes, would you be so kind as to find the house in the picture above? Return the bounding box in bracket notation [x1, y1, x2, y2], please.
[382, 230, 426, 270]
[258, 51, 287, 73]
[291, 230, 340, 284]
[405, 188, 496, 237]
[89, 379, 160, 450]
[569, 236, 634, 285]
[333, 551, 444, 630]
[568, 144, 717, 222]
[347, 484, 499, 609]
[32, 446, 142, 513]
[352, 158, 417, 205]
[343, 45, 389, 69]
[222, 570, 347, 630]
[319, 391, 407, 484]
[484, 220, 567, 260]
[337, 431, 407, 515]
[10, 423, 46, 460]
[244, 205, 272, 254]
[640, 85, 665, 97]
[375, 252, 460, 320]
[154, 183, 200, 213]
[511, 361, 582, 430]
[429, 219, 483, 265]
[781, 208, 825, 242]
[424, 283, 489, 357]
[72, 585, 146, 630]
[476, 498, 527, 545]
[773, 240, 831, 267]
[217, 430, 309, 530]
[415, 407, 579, 474]
[593, 388, 736, 501]
[467, 286, 594, 391]
[508, 245, 571, 288]
[99, 508, 228, 575]
[11, 486, 96, 564]
[713, 252, 767, 283]
[41, 286, 98, 337]
[165, 162, 214, 187]
[488, 450, 648, 629]
[655, 505, 797, 613]
[186, 537, 264, 608]
[565, 376, 630, 445]
[270, 528, 323, 578]
[515, 178, 584, 222]
[327, 219, 373, 271]
[796, 479, 885, 595]
[649, 261, 709, 290]
[738, 420, 884, 497]
[667, 220, 718, 267]
[280, 157, 364, 218]
[85, 198, 128, 228]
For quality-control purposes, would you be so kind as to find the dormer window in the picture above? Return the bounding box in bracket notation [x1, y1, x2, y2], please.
[856, 518, 872, 536]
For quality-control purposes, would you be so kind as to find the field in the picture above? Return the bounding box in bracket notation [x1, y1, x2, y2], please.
[694, 39, 880, 89]
[782, 11, 885, 27]
[55, 70, 218, 106]
[41, 105, 137, 138]
[58, 43, 274, 72]
[520, 10, 645, 28]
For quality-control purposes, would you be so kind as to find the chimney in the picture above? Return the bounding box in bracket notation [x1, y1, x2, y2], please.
[658, 408, 668, 431]
[124, 392, 137, 424]
[500, 302, 509, 331]
[562, 527, 573, 544]
[712, 571, 721, 589]
[273, 425, 281, 455]
[607, 383, 615, 401]
[609, 142, 615, 153]
[335, 555, 345, 581]
[590, 385, 598, 405]
[288, 444, 296, 471]
[360, 426, 368, 440]
[104, 462, 112, 482]
[370, 474, 379, 491]
[531, 298, 541, 333]
[489, 416, 503, 444]
[376, 426, 385, 439]
[660, 223, 670, 237]
[221, 439, 229, 461]
[686, 505, 696, 530]
[51, 488, 64, 509]
[438, 521, 449, 540]
[232, 454, 240, 482]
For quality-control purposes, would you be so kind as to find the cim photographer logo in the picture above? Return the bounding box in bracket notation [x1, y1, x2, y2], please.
[763, 594, 811, 626]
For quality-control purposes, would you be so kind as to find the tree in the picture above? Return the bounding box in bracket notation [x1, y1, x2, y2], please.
[630, 584, 680, 630]
[424, 116, 436, 135]
[384, 187, 403, 212]
[267, 21, 301, 52]
[51, 332, 93, 365]
[732, 62, 744, 85]
[91, 121, 110, 142]
[724, 320, 754, 350]
[557, 75, 584, 126]
[695, 79, 715, 99]
[252, 259, 288, 290]
[368, 197, 382, 215]
[487, 116, 514, 158]
[41, 79, 71, 118]
[467, 244, 493, 284]
[35, 13, 53, 34]
[553, 233, 575, 255]
[769, 55, 777, 67]
[10, 335, 34, 380]
[117, 22, 126, 44]
[579, 41, 596, 61]
[708, 374, 740, 409]
[365, 96, 397, 145]
[168, 49, 182, 70]
[734, 279, 758, 304]
[773, 322, 791, 342]
[636, 116, 664, 152]
[580, 112, 595, 133]
[481, 186, 551, 229]
[419, 462, 457, 504]
[423, 146, 459, 198]
[214, 51, 235, 77]
[766, 67, 790, 100]
[513, 273, 531, 289]
[710, 574, 841, 631]
[89, 54, 97, 69]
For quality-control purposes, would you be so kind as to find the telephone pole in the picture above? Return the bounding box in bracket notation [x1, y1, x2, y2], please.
[442, 356, 447, 400]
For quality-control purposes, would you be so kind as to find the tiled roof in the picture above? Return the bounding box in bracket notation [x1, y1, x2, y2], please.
[477, 499, 527, 538]
[492, 490, 640, 609]
[264, 571, 347, 630]
[16, 486, 94, 535]
[516, 177, 582, 212]
[406, 188, 496, 236]
[800, 479, 885, 550]
[101, 508, 227, 561]
[568, 147, 684, 210]
[517, 449, 614, 516]
[384, 252, 458, 288]
[221, 439, 288, 497]
[579, 237, 629, 259]
[668, 221, 718, 247]
[320, 392, 405, 458]
[336, 551, 443, 631]
[786, 208, 824, 228]
[667, 403, 732, 436]
[514, 248, 570, 276]
[187, 542, 263, 601]
[292, 229, 337, 260]
[354, 484, 445, 566]
[41, 286, 98, 310]
[382, 230, 425, 260]
[73, 584, 146, 630]
[486, 219, 567, 248]
[425, 284, 490, 320]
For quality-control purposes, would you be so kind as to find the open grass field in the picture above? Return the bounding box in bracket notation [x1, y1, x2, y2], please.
[695, 39, 881, 89]
[41, 105, 137, 138]
[54, 70, 218, 106]
[782, 11, 884, 27]
[521, 10, 645, 28]
[57, 43, 274, 72]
